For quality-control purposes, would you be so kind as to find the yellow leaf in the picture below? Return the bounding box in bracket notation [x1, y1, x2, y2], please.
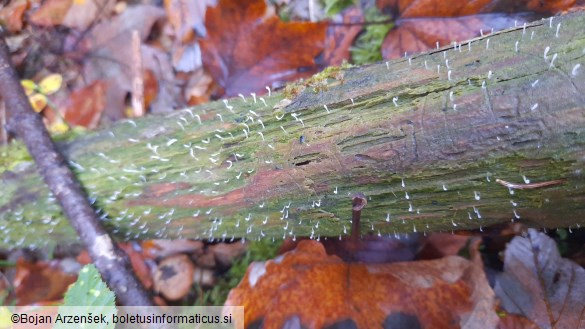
[0, 306, 13, 329]
[21, 79, 37, 95]
[29, 93, 48, 112]
[38, 73, 63, 95]
[50, 120, 70, 134]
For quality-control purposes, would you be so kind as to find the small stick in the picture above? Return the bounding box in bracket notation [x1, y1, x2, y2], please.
[131, 30, 144, 117]
[351, 193, 367, 242]
[495, 178, 564, 189]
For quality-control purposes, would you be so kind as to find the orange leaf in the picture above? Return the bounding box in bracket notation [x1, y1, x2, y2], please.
[13, 259, 77, 305]
[322, 7, 364, 66]
[226, 240, 497, 328]
[63, 80, 106, 128]
[118, 242, 154, 290]
[0, 0, 30, 32]
[200, 0, 328, 97]
[29, 0, 73, 26]
[29, 93, 48, 113]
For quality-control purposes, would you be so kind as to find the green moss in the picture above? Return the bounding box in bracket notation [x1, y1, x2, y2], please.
[351, 7, 393, 65]
[196, 239, 281, 306]
[322, 0, 356, 16]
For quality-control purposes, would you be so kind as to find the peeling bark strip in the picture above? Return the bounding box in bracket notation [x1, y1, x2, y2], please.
[0, 32, 152, 306]
[1, 12, 585, 248]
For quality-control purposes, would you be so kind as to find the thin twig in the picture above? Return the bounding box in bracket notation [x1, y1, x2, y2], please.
[0, 30, 152, 306]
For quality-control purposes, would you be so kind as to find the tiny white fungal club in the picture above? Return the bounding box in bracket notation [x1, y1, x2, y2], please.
[572, 64, 581, 76]
[549, 53, 557, 68]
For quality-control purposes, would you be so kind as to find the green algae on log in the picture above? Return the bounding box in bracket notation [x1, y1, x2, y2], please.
[1, 12, 585, 248]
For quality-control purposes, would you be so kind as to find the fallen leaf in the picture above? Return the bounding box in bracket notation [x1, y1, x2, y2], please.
[184, 68, 214, 105]
[62, 0, 116, 30]
[209, 242, 248, 268]
[38, 73, 63, 95]
[322, 6, 364, 66]
[28, 93, 48, 113]
[142, 239, 204, 259]
[0, 0, 29, 32]
[78, 5, 175, 119]
[13, 259, 77, 305]
[226, 240, 498, 328]
[497, 313, 540, 329]
[29, 0, 73, 26]
[417, 233, 471, 260]
[381, 13, 532, 59]
[494, 229, 585, 329]
[376, 0, 576, 59]
[154, 254, 195, 301]
[200, 0, 328, 97]
[63, 80, 106, 128]
[21, 80, 37, 96]
[118, 242, 154, 290]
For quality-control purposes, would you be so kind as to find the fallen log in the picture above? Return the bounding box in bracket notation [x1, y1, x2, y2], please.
[1, 12, 584, 248]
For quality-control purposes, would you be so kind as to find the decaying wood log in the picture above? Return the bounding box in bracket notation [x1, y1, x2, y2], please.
[1, 12, 584, 248]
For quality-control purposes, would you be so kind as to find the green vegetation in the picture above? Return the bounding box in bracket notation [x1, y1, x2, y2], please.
[322, 0, 356, 16]
[351, 7, 393, 64]
[198, 239, 281, 306]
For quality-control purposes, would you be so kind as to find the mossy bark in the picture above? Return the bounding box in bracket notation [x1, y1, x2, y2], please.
[1, 12, 584, 248]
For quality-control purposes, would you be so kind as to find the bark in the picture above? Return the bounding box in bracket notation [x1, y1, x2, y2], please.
[1, 12, 584, 248]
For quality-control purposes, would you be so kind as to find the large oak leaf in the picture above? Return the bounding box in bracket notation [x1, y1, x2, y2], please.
[377, 0, 575, 58]
[226, 240, 498, 329]
[200, 0, 327, 97]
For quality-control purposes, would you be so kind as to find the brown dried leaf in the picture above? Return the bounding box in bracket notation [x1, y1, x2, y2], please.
[63, 80, 105, 128]
[226, 240, 498, 328]
[494, 229, 585, 329]
[62, 0, 116, 30]
[0, 0, 29, 32]
[154, 254, 195, 300]
[29, 0, 72, 26]
[200, 0, 328, 97]
[377, 0, 576, 59]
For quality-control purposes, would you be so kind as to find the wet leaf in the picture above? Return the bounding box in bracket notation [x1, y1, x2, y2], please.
[154, 254, 194, 301]
[63, 80, 106, 128]
[142, 239, 204, 259]
[226, 240, 498, 328]
[376, 0, 575, 59]
[0, 0, 29, 33]
[322, 6, 364, 66]
[38, 73, 63, 95]
[29, 0, 73, 26]
[118, 242, 154, 290]
[28, 93, 48, 113]
[494, 229, 585, 329]
[200, 0, 328, 97]
[21, 80, 37, 96]
[13, 259, 77, 305]
[78, 5, 174, 119]
[62, 0, 116, 30]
